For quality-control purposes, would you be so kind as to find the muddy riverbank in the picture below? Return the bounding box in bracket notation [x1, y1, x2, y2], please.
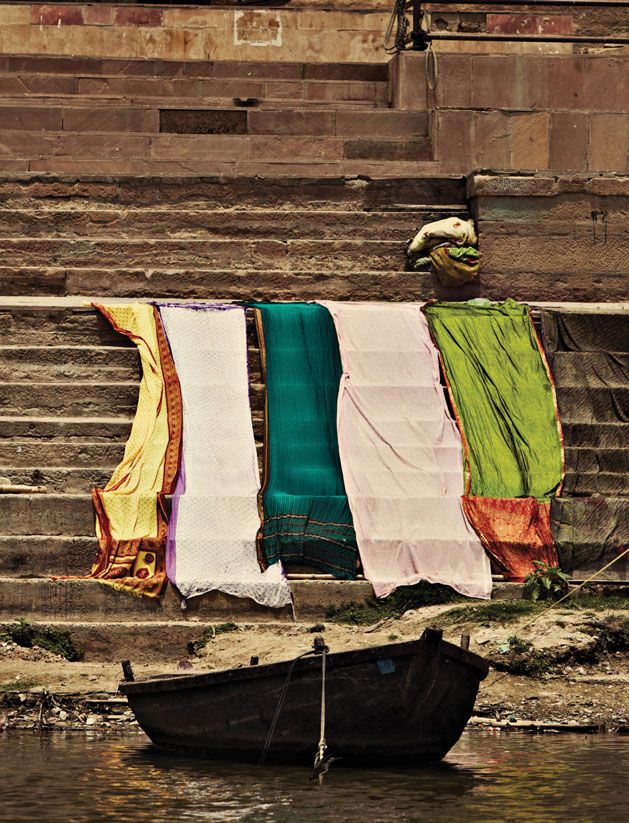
[2, 599, 628, 733]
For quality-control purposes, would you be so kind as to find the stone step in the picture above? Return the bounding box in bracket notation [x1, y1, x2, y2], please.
[0, 207, 449, 241]
[0, 302, 261, 338]
[555, 387, 629, 424]
[0, 617, 267, 663]
[0, 617, 302, 663]
[8, 493, 626, 548]
[0, 344, 263, 384]
[564, 446, 629, 475]
[0, 237, 406, 271]
[11, 619, 304, 663]
[0, 175, 465, 211]
[0, 467, 114, 494]
[0, 409, 264, 450]
[0, 57, 389, 83]
[0, 74, 389, 103]
[563, 471, 628, 496]
[0, 132, 433, 166]
[0, 535, 96, 578]
[550, 351, 628, 389]
[1, 267, 424, 300]
[0, 73, 389, 105]
[552, 496, 628, 549]
[0, 577, 372, 623]
[0, 413, 263, 442]
[0, 345, 140, 381]
[0, 441, 262, 492]
[0, 106, 428, 138]
[0, 442, 123, 468]
[1, 450, 625, 496]
[0, 416, 133, 442]
[0, 576, 522, 629]
[562, 422, 628, 449]
[0, 382, 140, 417]
[0, 493, 94, 536]
[0, 98, 388, 119]
[5, 158, 447, 178]
[0, 306, 133, 346]
[546, 313, 629, 354]
[0, 381, 265, 416]
[0, 533, 516, 591]
[0, 304, 259, 345]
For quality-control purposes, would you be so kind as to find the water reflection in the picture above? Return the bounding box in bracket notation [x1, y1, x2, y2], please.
[1, 730, 627, 822]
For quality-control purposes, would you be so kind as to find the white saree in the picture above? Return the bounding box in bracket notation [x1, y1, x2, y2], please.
[158, 304, 291, 608]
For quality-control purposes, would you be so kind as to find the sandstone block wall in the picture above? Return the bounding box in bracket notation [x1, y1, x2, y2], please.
[2, 2, 628, 64]
[0, 2, 392, 63]
[392, 52, 629, 173]
[469, 174, 629, 303]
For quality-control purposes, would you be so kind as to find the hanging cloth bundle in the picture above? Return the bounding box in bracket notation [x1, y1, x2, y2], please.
[540, 309, 628, 576]
[429, 246, 480, 286]
[157, 302, 292, 609]
[253, 303, 358, 579]
[424, 299, 564, 581]
[88, 303, 182, 598]
[319, 301, 491, 600]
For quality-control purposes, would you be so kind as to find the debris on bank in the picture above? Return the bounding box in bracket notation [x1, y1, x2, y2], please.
[0, 691, 139, 732]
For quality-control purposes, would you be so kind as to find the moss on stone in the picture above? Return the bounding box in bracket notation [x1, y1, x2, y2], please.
[0, 619, 82, 662]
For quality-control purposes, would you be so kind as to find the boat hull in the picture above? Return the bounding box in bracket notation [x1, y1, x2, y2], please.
[120, 629, 488, 764]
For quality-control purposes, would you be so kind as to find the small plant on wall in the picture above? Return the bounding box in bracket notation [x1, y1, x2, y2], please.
[524, 561, 571, 602]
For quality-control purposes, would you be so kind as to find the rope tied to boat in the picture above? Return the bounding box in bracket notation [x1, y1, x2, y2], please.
[311, 637, 333, 785]
[258, 635, 333, 773]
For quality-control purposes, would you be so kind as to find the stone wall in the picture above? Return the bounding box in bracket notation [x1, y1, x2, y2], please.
[2, 3, 628, 63]
[392, 52, 629, 173]
[426, 2, 629, 40]
[469, 173, 629, 302]
[0, 3, 393, 63]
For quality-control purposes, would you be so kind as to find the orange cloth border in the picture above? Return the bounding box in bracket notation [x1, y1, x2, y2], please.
[462, 497, 558, 582]
[252, 306, 271, 573]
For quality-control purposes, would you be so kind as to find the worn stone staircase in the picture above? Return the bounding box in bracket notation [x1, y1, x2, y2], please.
[0, 55, 438, 176]
[0, 174, 469, 299]
[0, 51, 625, 663]
[547, 312, 629, 581]
[0, 168, 477, 660]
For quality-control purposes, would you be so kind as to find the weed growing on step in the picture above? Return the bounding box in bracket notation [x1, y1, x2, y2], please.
[188, 622, 239, 655]
[440, 592, 628, 628]
[524, 561, 570, 602]
[0, 619, 82, 662]
[325, 583, 461, 626]
[490, 617, 629, 678]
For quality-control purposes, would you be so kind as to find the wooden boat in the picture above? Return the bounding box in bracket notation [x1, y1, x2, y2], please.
[119, 628, 488, 765]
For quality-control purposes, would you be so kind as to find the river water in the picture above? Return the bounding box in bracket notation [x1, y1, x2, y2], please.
[1, 730, 626, 822]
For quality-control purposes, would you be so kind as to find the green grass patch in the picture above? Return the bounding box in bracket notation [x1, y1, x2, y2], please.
[0, 619, 82, 662]
[585, 615, 629, 653]
[189, 622, 239, 655]
[490, 635, 551, 677]
[558, 594, 629, 611]
[324, 583, 461, 626]
[0, 677, 39, 693]
[439, 600, 540, 626]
